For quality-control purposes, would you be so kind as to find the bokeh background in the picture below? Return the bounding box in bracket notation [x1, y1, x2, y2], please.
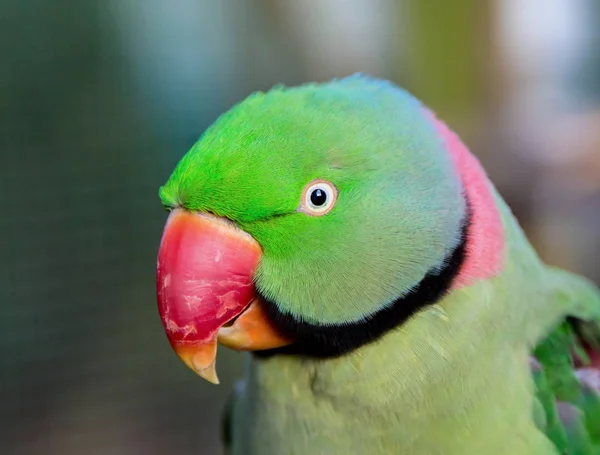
[2, 1, 599, 454]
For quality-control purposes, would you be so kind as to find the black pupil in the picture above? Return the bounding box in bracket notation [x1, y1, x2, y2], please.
[310, 188, 327, 206]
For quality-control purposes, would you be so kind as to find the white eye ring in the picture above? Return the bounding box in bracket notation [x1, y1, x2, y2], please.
[300, 180, 338, 216]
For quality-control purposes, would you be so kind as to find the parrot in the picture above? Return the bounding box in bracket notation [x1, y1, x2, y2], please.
[155, 75, 600, 455]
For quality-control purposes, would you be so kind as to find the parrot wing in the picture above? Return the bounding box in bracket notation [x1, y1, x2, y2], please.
[533, 267, 600, 454]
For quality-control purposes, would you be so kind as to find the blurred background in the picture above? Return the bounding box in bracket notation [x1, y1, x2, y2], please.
[1, 1, 599, 454]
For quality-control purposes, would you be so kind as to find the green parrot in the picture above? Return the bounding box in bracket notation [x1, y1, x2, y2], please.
[155, 75, 600, 454]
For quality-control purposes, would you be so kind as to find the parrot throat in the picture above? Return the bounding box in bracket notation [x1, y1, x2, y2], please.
[255, 207, 470, 359]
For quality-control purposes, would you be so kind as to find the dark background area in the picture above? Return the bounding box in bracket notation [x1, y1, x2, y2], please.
[2, 1, 599, 454]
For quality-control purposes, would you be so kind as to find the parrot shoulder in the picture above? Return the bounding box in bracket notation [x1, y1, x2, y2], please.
[532, 266, 600, 451]
[548, 267, 600, 322]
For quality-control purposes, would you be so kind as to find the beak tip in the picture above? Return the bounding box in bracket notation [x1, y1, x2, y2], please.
[196, 364, 220, 385]
[190, 352, 220, 385]
[174, 341, 221, 385]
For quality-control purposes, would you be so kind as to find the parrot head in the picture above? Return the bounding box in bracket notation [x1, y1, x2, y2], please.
[156, 75, 469, 383]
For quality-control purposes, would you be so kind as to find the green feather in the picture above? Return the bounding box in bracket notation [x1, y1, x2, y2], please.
[531, 358, 570, 451]
[531, 268, 600, 452]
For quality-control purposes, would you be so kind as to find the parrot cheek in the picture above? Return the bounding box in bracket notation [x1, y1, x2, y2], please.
[156, 209, 291, 385]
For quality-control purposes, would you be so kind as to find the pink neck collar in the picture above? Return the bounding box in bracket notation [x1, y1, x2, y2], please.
[429, 113, 505, 289]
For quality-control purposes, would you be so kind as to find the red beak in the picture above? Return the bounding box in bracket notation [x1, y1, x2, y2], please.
[156, 209, 290, 384]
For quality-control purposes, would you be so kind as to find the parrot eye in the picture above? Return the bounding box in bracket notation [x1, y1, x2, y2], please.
[300, 180, 338, 216]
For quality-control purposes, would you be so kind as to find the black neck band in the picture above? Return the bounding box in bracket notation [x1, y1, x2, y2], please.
[254, 208, 470, 359]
